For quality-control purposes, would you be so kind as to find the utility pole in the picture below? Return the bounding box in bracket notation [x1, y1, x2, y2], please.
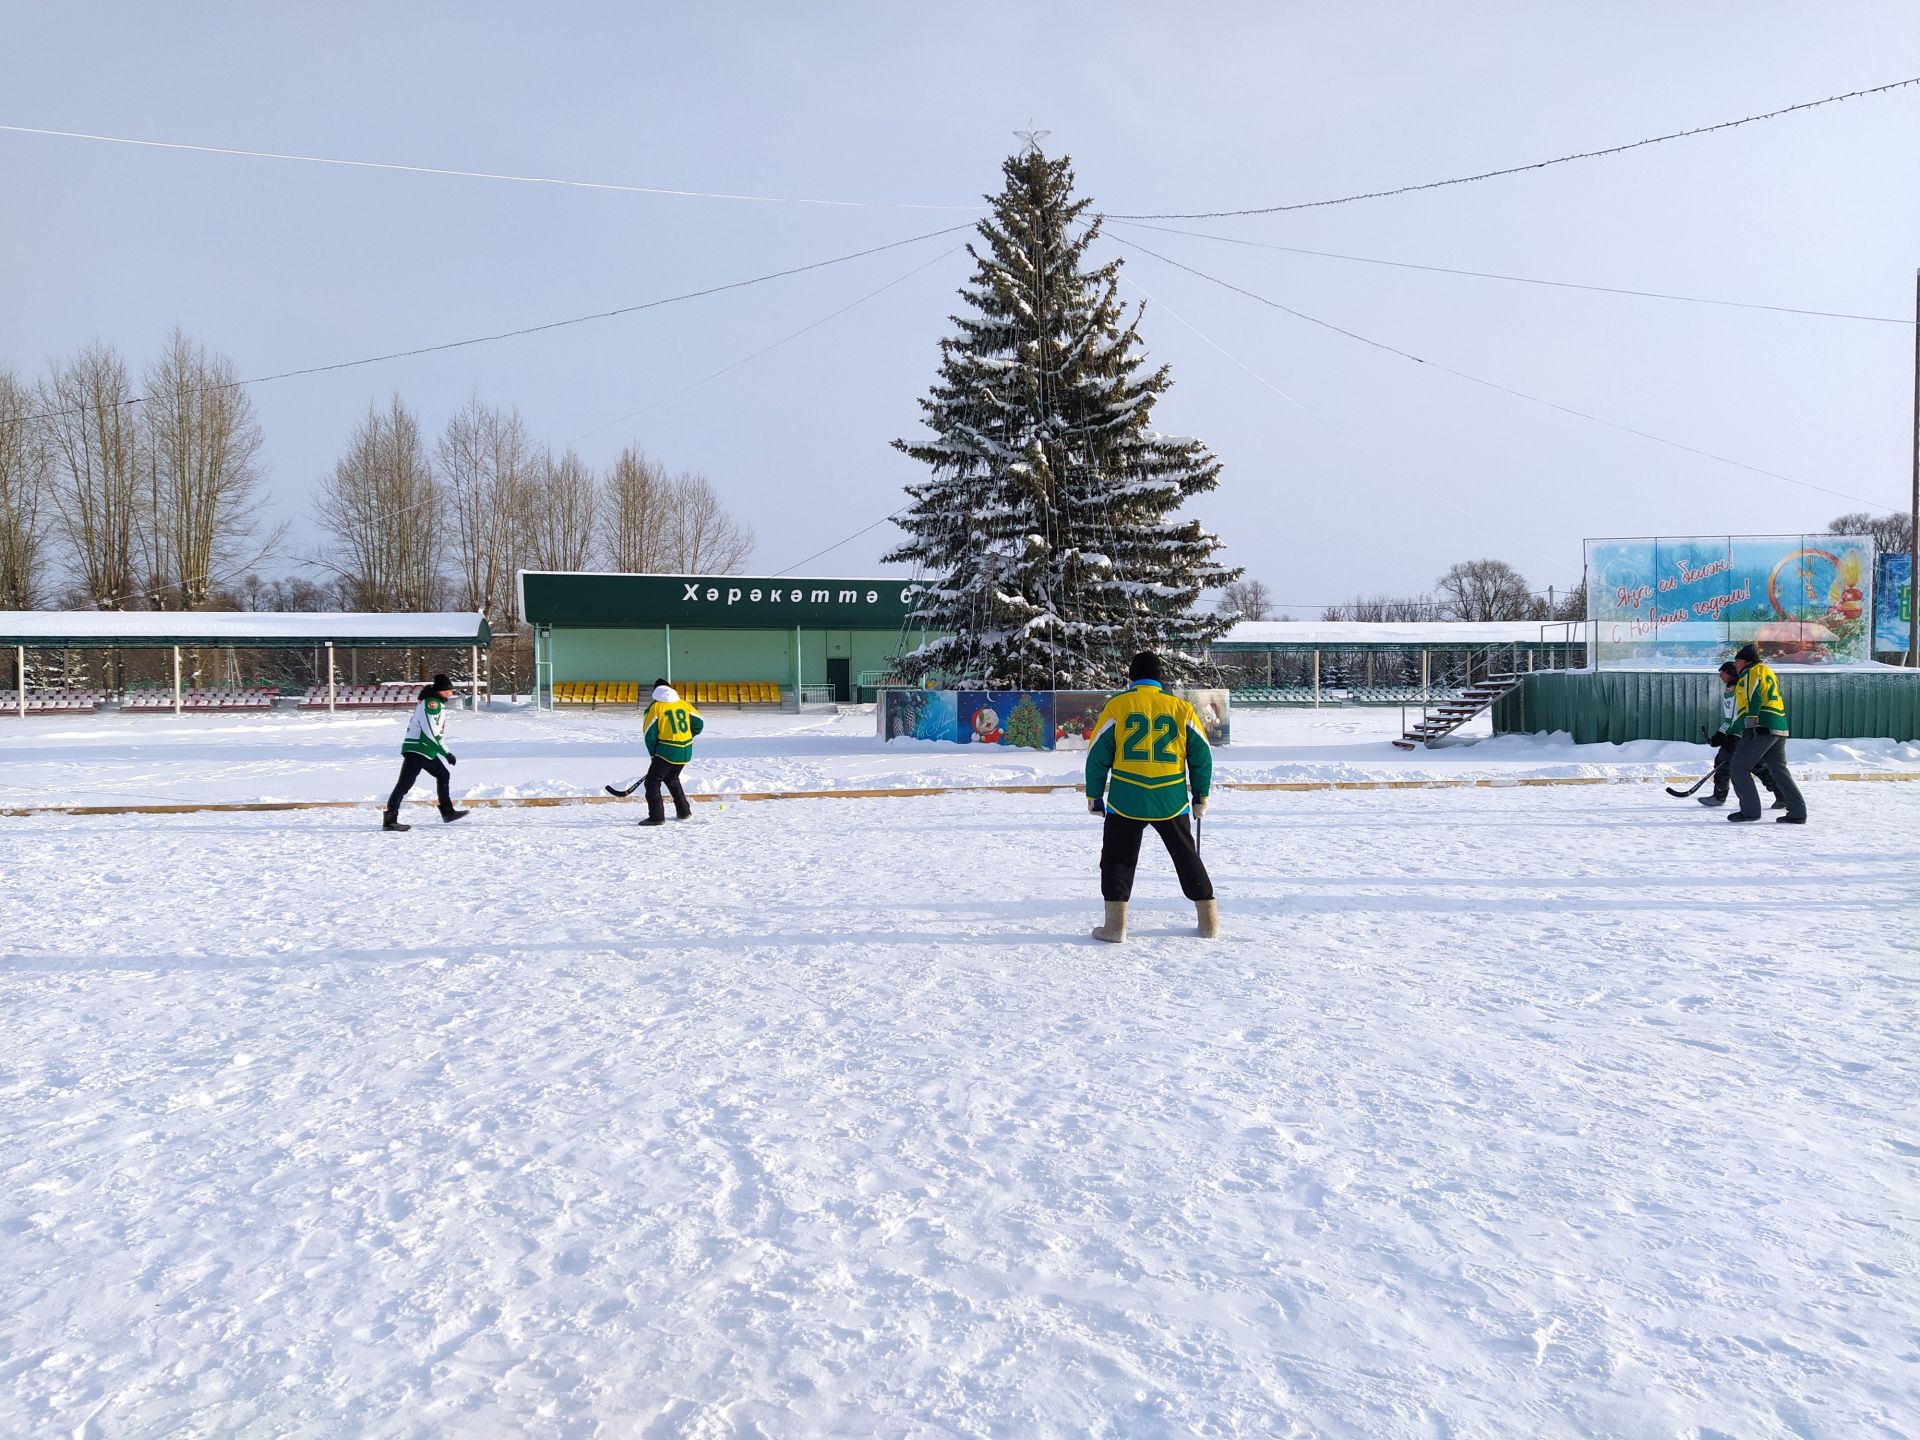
[1909, 267, 1918, 667]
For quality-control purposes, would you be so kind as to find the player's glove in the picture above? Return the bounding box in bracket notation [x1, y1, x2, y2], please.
[1087, 795, 1105, 815]
[446, 752, 457, 766]
[1193, 798, 1208, 819]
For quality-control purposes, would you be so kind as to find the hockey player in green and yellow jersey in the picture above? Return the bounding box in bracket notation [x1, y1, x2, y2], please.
[638, 679, 704, 826]
[1726, 643, 1806, 824]
[1083, 652, 1217, 942]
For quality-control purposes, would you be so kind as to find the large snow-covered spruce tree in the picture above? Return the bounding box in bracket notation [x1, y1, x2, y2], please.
[885, 146, 1240, 689]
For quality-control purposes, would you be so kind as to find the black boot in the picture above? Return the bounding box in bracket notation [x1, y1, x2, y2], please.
[383, 814, 410, 832]
[440, 806, 469, 824]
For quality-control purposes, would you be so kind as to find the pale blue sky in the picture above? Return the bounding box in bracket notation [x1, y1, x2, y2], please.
[2, 2, 1916, 611]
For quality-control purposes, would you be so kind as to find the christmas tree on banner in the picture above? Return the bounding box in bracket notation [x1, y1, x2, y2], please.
[885, 142, 1240, 689]
[1004, 693, 1046, 750]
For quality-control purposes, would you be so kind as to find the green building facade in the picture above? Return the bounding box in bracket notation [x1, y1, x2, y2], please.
[520, 571, 925, 705]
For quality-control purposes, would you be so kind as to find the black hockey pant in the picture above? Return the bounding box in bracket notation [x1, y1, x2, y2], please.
[645, 756, 691, 822]
[386, 753, 452, 818]
[1711, 741, 1775, 801]
[1100, 812, 1213, 902]
[1731, 730, 1805, 821]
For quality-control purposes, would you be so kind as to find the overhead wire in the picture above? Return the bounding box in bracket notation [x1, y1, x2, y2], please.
[13, 75, 1915, 224]
[0, 122, 987, 212]
[12, 222, 977, 427]
[1106, 220, 1915, 325]
[1109, 232, 1904, 515]
[1106, 74, 1920, 219]
[570, 244, 962, 444]
[1118, 274, 1570, 577]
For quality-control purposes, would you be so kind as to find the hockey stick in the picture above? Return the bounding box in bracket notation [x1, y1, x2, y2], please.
[604, 777, 642, 798]
[1666, 725, 1714, 797]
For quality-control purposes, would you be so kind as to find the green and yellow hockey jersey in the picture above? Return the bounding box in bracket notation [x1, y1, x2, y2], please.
[644, 690, 704, 764]
[1084, 680, 1213, 821]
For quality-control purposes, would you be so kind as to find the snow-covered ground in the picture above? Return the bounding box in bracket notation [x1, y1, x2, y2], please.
[1, 701, 1915, 809]
[2, 706, 1917, 1436]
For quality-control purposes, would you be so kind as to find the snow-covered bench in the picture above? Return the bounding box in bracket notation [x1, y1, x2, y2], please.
[298, 683, 420, 710]
[121, 687, 279, 712]
[0, 688, 109, 715]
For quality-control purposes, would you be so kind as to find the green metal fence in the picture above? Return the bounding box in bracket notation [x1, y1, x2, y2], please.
[1493, 670, 1920, 743]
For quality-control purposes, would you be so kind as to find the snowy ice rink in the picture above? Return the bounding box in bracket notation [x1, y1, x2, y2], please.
[3, 706, 1917, 1436]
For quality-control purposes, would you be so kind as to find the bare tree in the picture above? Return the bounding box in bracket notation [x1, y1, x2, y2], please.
[599, 444, 675, 572]
[438, 396, 533, 621]
[42, 343, 144, 608]
[1321, 593, 1439, 622]
[314, 395, 442, 610]
[1433, 559, 1541, 621]
[1554, 578, 1587, 621]
[221, 573, 338, 612]
[1826, 510, 1909, 555]
[662, 470, 754, 573]
[140, 329, 281, 609]
[0, 368, 51, 608]
[523, 448, 599, 572]
[1218, 577, 1275, 622]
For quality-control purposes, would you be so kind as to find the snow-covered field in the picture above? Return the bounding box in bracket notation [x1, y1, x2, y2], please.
[3, 706, 1917, 1436]
[1, 700, 1916, 809]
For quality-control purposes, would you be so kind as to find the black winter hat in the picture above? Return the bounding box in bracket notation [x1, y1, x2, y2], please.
[1127, 651, 1163, 683]
[1733, 643, 1761, 666]
[652, 677, 669, 690]
[1717, 661, 1738, 680]
[430, 673, 454, 692]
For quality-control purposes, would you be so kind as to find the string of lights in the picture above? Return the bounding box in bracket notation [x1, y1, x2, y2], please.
[1105, 220, 1914, 325]
[1105, 75, 1920, 219]
[1109, 232, 1903, 515]
[0, 122, 988, 212]
[11, 222, 975, 427]
[10, 74, 1914, 225]
[570, 245, 961, 445]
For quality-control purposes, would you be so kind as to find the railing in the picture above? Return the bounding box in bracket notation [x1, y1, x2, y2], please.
[1399, 642, 1523, 743]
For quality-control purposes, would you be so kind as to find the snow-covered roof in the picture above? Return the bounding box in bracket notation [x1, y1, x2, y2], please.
[1217, 620, 1589, 648]
[0, 611, 492, 648]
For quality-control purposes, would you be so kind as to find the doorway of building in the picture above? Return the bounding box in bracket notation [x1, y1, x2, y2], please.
[826, 657, 851, 702]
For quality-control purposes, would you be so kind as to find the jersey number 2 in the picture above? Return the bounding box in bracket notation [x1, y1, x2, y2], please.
[1120, 713, 1179, 764]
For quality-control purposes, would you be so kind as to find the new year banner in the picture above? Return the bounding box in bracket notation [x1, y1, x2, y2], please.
[1876, 552, 1912, 655]
[1586, 535, 1874, 668]
[879, 688, 1232, 747]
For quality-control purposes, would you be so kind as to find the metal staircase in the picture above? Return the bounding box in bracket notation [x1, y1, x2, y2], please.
[1393, 644, 1524, 750]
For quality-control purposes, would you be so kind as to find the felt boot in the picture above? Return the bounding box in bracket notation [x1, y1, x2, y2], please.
[1091, 901, 1127, 944]
[1196, 899, 1220, 938]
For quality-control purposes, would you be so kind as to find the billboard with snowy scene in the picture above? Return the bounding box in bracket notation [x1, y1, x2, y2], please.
[1586, 535, 1875, 668]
